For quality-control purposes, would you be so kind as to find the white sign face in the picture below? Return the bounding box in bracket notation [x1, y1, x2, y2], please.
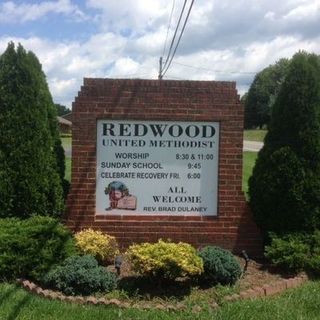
[96, 120, 220, 216]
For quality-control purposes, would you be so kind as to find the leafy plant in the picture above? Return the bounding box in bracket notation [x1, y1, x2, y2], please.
[306, 231, 320, 274]
[244, 58, 290, 129]
[249, 52, 320, 236]
[265, 233, 310, 272]
[43, 255, 117, 296]
[75, 229, 119, 264]
[126, 239, 203, 280]
[198, 246, 242, 285]
[0, 216, 77, 281]
[0, 42, 64, 218]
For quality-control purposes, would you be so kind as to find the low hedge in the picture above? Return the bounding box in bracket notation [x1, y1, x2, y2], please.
[265, 231, 320, 274]
[0, 216, 77, 281]
[75, 229, 119, 264]
[198, 246, 242, 285]
[126, 239, 203, 280]
[43, 255, 117, 296]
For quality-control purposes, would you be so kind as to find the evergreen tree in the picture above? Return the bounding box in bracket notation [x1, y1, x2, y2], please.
[0, 42, 64, 218]
[249, 52, 320, 236]
[27, 50, 67, 194]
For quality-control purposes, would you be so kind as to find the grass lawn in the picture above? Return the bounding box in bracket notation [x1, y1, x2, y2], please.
[65, 157, 71, 182]
[244, 130, 267, 142]
[1, 281, 320, 319]
[242, 151, 258, 195]
[61, 136, 72, 150]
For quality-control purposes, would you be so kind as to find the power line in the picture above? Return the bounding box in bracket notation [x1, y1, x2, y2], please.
[162, 0, 195, 78]
[161, 0, 187, 74]
[172, 61, 258, 75]
[158, 0, 194, 79]
[162, 0, 176, 58]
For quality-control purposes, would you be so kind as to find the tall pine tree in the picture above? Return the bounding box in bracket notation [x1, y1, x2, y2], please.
[249, 52, 320, 236]
[0, 43, 64, 218]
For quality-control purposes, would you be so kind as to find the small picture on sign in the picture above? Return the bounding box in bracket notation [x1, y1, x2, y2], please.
[104, 181, 137, 211]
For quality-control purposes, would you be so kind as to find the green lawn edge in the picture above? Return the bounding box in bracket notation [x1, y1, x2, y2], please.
[244, 130, 267, 142]
[1, 281, 319, 319]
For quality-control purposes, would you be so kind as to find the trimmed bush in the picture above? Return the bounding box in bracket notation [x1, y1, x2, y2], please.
[53, 136, 70, 200]
[43, 255, 117, 296]
[75, 229, 119, 264]
[126, 239, 203, 280]
[265, 233, 310, 272]
[0, 216, 76, 281]
[198, 246, 242, 285]
[302, 231, 320, 275]
[249, 52, 320, 236]
[0, 42, 64, 218]
[250, 147, 306, 234]
[265, 231, 320, 275]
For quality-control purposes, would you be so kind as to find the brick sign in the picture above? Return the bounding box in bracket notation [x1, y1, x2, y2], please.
[66, 79, 262, 255]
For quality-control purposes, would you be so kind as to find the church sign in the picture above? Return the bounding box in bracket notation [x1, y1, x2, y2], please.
[67, 78, 262, 255]
[96, 120, 220, 216]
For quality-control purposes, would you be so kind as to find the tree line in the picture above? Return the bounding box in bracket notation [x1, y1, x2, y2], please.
[243, 54, 320, 129]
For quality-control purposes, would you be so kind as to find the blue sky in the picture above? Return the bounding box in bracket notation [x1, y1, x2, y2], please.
[1, 0, 320, 107]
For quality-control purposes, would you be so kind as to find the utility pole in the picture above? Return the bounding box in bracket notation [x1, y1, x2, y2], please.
[158, 56, 163, 80]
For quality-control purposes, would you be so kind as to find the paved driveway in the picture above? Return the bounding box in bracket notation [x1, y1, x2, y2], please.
[64, 148, 71, 157]
[243, 140, 263, 152]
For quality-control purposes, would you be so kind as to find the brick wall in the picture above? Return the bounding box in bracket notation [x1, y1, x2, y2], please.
[66, 78, 262, 256]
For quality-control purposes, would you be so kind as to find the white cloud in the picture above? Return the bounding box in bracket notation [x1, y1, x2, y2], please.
[109, 57, 140, 77]
[1, 0, 320, 106]
[284, 0, 320, 20]
[264, 11, 276, 21]
[0, 0, 87, 23]
[86, 0, 171, 33]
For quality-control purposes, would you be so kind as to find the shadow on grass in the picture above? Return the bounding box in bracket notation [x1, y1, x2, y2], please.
[0, 284, 32, 320]
[5, 292, 32, 320]
[117, 275, 193, 300]
[0, 285, 18, 306]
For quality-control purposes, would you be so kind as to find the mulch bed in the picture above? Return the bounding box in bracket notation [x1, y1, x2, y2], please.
[108, 255, 289, 291]
[19, 256, 307, 311]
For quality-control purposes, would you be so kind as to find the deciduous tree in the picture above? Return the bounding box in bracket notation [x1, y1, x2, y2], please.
[244, 58, 290, 129]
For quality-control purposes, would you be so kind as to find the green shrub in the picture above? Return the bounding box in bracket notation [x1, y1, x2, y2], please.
[308, 255, 320, 274]
[0, 42, 64, 218]
[266, 231, 320, 274]
[126, 239, 203, 280]
[265, 233, 310, 272]
[249, 147, 306, 235]
[0, 216, 76, 281]
[306, 231, 320, 274]
[53, 137, 70, 200]
[43, 255, 117, 296]
[75, 229, 119, 264]
[198, 246, 242, 285]
[249, 52, 320, 235]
